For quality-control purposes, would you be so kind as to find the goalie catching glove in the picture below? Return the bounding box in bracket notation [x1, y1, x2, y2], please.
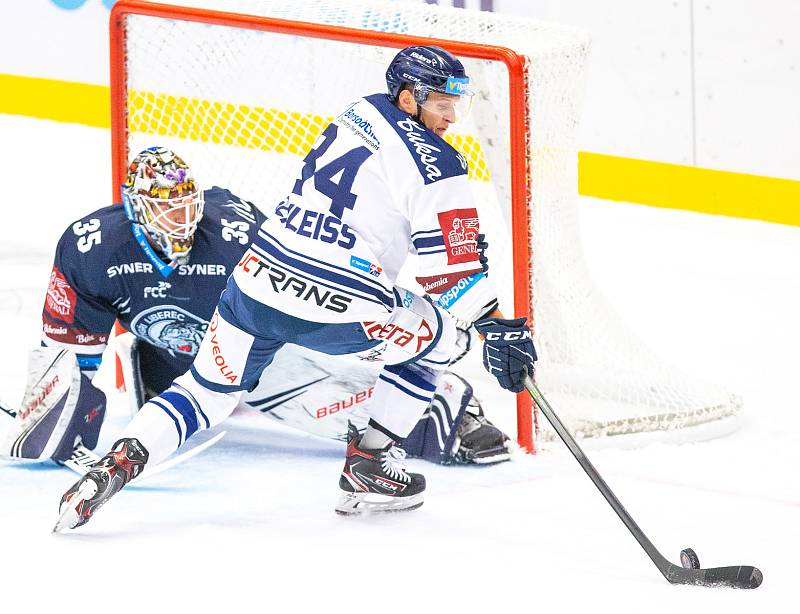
[474, 317, 536, 393]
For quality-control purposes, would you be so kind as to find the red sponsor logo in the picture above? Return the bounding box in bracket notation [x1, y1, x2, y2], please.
[208, 312, 238, 384]
[42, 322, 68, 336]
[315, 387, 374, 419]
[44, 267, 77, 323]
[42, 316, 108, 347]
[416, 269, 481, 294]
[438, 208, 479, 265]
[237, 251, 260, 272]
[85, 405, 102, 424]
[19, 375, 60, 421]
[361, 319, 434, 354]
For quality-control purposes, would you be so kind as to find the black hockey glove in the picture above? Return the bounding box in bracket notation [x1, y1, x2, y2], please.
[473, 317, 536, 393]
[477, 233, 489, 275]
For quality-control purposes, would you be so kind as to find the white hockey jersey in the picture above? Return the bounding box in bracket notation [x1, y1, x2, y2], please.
[233, 93, 499, 324]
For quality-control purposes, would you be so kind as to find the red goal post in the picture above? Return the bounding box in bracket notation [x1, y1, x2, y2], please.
[108, 0, 537, 451]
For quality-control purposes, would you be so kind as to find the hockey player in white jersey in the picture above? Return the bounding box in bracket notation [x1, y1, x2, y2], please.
[55, 46, 537, 529]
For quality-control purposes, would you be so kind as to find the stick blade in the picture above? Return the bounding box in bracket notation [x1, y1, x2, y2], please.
[665, 563, 763, 589]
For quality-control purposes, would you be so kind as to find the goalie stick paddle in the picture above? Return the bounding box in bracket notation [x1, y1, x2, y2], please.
[523, 376, 762, 589]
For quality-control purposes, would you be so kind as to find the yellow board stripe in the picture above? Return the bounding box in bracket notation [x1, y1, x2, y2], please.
[128, 90, 324, 156]
[578, 152, 800, 226]
[0, 73, 110, 128]
[127, 90, 492, 181]
[2, 74, 798, 225]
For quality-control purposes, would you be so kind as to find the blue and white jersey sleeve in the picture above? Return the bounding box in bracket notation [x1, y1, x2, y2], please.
[405, 168, 499, 324]
[365, 94, 499, 324]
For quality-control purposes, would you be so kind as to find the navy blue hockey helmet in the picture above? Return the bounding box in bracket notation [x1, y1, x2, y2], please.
[386, 45, 473, 112]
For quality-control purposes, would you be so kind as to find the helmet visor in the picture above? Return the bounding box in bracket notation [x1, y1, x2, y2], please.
[416, 76, 474, 123]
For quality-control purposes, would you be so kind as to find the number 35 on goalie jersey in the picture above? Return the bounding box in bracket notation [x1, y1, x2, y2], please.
[237, 93, 498, 325]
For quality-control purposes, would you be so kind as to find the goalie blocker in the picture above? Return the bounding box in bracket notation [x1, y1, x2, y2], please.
[0, 347, 106, 462]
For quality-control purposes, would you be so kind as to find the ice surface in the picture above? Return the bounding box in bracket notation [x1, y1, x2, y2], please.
[0, 114, 797, 611]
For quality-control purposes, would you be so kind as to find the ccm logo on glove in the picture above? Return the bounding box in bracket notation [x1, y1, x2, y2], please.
[483, 330, 532, 341]
[474, 317, 537, 393]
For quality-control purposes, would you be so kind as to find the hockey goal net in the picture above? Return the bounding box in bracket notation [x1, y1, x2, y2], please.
[110, 0, 742, 451]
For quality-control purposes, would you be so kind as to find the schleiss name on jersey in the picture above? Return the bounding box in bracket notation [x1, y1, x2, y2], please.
[106, 262, 227, 277]
[276, 201, 357, 249]
[237, 252, 351, 314]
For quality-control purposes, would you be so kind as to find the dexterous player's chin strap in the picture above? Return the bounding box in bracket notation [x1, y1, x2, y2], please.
[130, 223, 177, 279]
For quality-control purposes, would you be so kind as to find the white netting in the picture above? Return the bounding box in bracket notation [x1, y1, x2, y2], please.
[117, 0, 742, 444]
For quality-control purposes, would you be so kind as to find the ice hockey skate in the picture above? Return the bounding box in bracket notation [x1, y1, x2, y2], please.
[454, 410, 511, 465]
[336, 423, 425, 515]
[53, 438, 148, 532]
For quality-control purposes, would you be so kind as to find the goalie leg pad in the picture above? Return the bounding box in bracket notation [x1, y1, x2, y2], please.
[51, 376, 107, 462]
[401, 371, 472, 464]
[402, 372, 511, 465]
[1, 348, 107, 462]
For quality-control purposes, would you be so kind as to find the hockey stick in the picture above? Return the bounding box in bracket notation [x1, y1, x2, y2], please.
[0, 401, 16, 420]
[523, 376, 762, 589]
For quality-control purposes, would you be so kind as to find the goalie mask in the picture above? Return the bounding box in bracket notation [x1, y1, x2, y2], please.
[122, 147, 204, 264]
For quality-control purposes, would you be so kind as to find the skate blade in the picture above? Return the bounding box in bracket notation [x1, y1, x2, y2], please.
[52, 479, 96, 533]
[471, 451, 511, 465]
[335, 491, 424, 516]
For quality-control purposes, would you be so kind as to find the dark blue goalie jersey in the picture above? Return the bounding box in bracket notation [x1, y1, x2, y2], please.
[41, 187, 267, 376]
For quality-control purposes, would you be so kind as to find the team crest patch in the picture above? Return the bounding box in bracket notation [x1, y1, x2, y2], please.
[131, 305, 208, 356]
[45, 267, 77, 323]
[438, 209, 479, 264]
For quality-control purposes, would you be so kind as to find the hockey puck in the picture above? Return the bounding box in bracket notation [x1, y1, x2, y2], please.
[680, 548, 701, 570]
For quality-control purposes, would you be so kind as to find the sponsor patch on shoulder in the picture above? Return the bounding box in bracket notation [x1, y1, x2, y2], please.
[438, 208, 479, 264]
[349, 255, 383, 277]
[45, 267, 77, 323]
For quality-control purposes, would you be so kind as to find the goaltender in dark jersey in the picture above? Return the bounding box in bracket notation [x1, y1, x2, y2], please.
[42, 186, 266, 386]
